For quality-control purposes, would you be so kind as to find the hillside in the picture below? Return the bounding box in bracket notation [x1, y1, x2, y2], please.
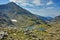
[52, 15, 60, 22]
[0, 2, 48, 28]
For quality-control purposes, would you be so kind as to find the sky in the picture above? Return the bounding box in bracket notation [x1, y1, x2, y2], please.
[0, 0, 60, 17]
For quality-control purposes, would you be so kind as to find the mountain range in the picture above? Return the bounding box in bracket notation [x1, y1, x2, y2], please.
[36, 15, 53, 22]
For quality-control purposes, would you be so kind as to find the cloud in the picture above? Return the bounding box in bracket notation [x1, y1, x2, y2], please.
[9, 0, 43, 6]
[9, 0, 54, 7]
[9, 0, 30, 6]
[32, 0, 43, 6]
[46, 0, 53, 5]
[9, 0, 18, 2]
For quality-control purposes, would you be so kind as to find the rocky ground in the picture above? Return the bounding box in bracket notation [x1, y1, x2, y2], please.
[0, 23, 60, 40]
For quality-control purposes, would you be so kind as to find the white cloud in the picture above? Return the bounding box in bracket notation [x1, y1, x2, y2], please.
[9, 0, 18, 2]
[46, 0, 53, 5]
[9, 0, 43, 6]
[32, 0, 43, 6]
[46, 7, 54, 9]
[9, 0, 26, 3]
[9, 0, 34, 6]
[9, 0, 54, 9]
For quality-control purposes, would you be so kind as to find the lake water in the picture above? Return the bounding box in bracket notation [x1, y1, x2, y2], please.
[23, 26, 34, 30]
[23, 26, 46, 31]
[38, 28, 46, 31]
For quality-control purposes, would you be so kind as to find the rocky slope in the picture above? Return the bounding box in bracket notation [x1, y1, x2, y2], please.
[0, 2, 47, 27]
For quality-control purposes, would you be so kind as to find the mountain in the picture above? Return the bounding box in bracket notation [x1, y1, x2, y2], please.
[53, 15, 60, 22]
[36, 15, 53, 22]
[49, 15, 60, 23]
[0, 2, 47, 27]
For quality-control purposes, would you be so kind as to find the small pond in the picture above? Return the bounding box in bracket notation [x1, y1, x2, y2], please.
[38, 28, 46, 31]
[23, 26, 46, 31]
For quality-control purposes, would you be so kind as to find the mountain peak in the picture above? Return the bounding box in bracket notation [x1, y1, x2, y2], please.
[7, 2, 18, 6]
[8, 2, 16, 4]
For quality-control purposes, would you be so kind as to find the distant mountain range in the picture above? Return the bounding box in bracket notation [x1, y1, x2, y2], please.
[36, 15, 53, 22]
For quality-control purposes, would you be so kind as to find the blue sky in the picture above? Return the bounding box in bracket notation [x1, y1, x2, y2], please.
[0, 0, 9, 4]
[0, 0, 60, 17]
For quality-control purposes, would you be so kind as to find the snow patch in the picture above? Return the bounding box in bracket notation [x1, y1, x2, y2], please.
[11, 19, 17, 22]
